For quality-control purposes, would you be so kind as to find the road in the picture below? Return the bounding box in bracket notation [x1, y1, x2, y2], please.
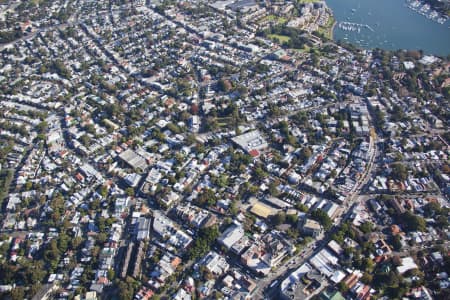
[255, 127, 380, 299]
[252, 241, 319, 299]
[0, 3, 397, 298]
[348, 133, 378, 202]
[0, 3, 81, 52]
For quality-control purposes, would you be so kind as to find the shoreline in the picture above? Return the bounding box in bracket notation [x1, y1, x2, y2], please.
[324, 0, 450, 56]
[330, 18, 337, 40]
[325, 6, 336, 41]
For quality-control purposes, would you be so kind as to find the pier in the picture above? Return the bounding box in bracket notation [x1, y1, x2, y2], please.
[338, 21, 375, 33]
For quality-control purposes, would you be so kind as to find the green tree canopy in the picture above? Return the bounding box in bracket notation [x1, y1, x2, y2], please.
[310, 209, 332, 230]
[400, 211, 426, 232]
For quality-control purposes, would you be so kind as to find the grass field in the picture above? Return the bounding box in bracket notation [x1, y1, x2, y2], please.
[295, 45, 311, 53]
[262, 15, 288, 24]
[317, 16, 336, 40]
[216, 117, 234, 128]
[268, 34, 291, 43]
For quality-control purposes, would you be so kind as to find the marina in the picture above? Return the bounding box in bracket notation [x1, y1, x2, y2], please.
[338, 21, 374, 33]
[326, 0, 450, 56]
[406, 0, 449, 24]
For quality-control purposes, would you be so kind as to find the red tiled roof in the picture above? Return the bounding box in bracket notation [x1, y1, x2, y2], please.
[249, 149, 260, 157]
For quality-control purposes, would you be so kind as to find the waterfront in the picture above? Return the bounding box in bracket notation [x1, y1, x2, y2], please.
[326, 0, 450, 56]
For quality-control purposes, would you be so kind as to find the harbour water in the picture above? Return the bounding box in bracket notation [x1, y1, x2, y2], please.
[325, 0, 450, 56]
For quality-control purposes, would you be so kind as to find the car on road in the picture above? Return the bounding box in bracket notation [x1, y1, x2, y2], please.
[268, 280, 279, 290]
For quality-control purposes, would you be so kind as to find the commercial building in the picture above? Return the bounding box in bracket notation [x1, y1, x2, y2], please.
[119, 149, 148, 171]
[198, 251, 230, 276]
[301, 219, 323, 238]
[217, 223, 245, 250]
[231, 130, 268, 156]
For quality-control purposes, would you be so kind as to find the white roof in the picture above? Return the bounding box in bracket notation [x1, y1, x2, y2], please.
[218, 224, 245, 249]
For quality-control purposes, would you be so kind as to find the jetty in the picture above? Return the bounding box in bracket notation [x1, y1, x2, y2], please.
[338, 21, 375, 33]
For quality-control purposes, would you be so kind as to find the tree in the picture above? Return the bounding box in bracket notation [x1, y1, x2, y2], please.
[385, 285, 407, 299]
[214, 291, 224, 299]
[310, 209, 332, 230]
[330, 169, 337, 178]
[204, 117, 218, 132]
[361, 272, 373, 284]
[166, 123, 182, 134]
[57, 232, 70, 253]
[195, 188, 217, 207]
[30, 283, 42, 299]
[10, 287, 25, 300]
[392, 235, 402, 251]
[97, 232, 108, 244]
[79, 134, 92, 147]
[337, 281, 349, 294]
[0, 263, 15, 284]
[117, 279, 134, 300]
[71, 236, 83, 250]
[295, 203, 309, 212]
[50, 60, 71, 79]
[362, 257, 375, 273]
[360, 221, 374, 234]
[271, 212, 286, 225]
[44, 239, 61, 272]
[195, 143, 205, 154]
[22, 183, 34, 197]
[299, 147, 312, 163]
[108, 269, 115, 281]
[423, 202, 442, 217]
[254, 167, 268, 181]
[214, 174, 229, 188]
[22, 260, 46, 284]
[100, 185, 108, 198]
[217, 78, 232, 92]
[85, 124, 96, 135]
[185, 134, 196, 145]
[401, 211, 426, 232]
[268, 181, 280, 196]
[187, 226, 219, 260]
[36, 121, 48, 134]
[125, 187, 135, 197]
[286, 134, 298, 147]
[391, 163, 409, 181]
[286, 213, 299, 225]
[237, 85, 248, 97]
[436, 215, 449, 228]
[229, 201, 239, 216]
[279, 121, 289, 136]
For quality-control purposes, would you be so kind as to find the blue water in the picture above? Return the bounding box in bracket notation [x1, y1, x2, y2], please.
[326, 0, 450, 56]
